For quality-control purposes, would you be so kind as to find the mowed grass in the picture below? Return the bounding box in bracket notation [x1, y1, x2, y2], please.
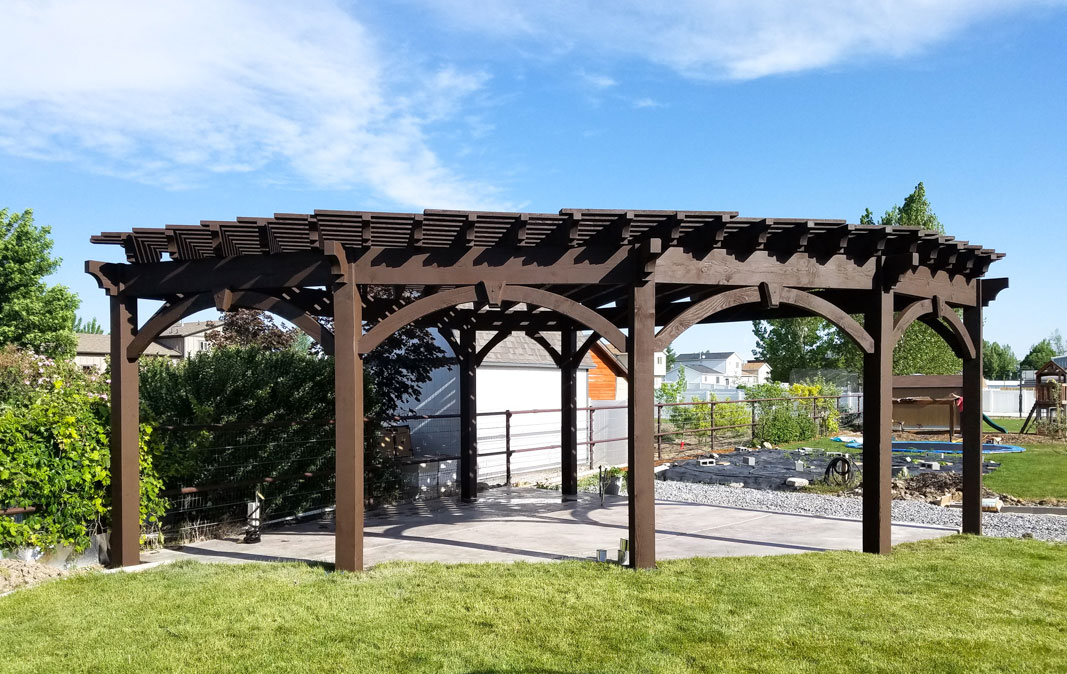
[984, 442, 1067, 501]
[2, 537, 1066, 674]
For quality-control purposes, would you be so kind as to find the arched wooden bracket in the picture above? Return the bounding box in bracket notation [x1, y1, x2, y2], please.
[891, 297, 976, 361]
[475, 330, 510, 366]
[525, 331, 563, 367]
[359, 285, 626, 356]
[654, 286, 874, 354]
[128, 292, 215, 360]
[575, 332, 601, 363]
[438, 327, 463, 361]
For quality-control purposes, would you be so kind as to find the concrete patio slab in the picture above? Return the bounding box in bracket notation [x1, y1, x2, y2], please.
[145, 487, 956, 567]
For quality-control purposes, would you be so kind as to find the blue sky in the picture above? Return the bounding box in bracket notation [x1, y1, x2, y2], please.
[1, 0, 1065, 360]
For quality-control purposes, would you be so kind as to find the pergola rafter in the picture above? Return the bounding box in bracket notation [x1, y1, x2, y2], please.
[87, 207, 1007, 572]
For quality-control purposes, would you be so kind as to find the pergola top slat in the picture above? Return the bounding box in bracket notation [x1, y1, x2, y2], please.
[89, 208, 1004, 278]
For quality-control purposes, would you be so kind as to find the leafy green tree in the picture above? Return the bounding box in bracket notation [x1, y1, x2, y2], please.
[0, 208, 79, 357]
[752, 317, 844, 381]
[664, 345, 677, 372]
[983, 341, 1019, 380]
[1021, 338, 1057, 371]
[74, 316, 105, 334]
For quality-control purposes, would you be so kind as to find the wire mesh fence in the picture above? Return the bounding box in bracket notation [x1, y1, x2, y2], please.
[153, 394, 862, 542]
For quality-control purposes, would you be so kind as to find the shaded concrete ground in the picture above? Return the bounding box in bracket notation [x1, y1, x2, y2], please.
[146, 487, 956, 567]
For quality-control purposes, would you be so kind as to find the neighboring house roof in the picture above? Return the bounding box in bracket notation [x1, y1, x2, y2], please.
[742, 361, 769, 372]
[76, 333, 179, 358]
[475, 332, 595, 369]
[589, 340, 627, 376]
[677, 351, 738, 361]
[158, 320, 217, 337]
[672, 363, 725, 376]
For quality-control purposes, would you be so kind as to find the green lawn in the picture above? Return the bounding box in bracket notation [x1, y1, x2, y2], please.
[987, 417, 1027, 433]
[2, 537, 1066, 673]
[984, 442, 1067, 501]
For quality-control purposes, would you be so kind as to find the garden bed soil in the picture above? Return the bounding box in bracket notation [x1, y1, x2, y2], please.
[0, 559, 66, 594]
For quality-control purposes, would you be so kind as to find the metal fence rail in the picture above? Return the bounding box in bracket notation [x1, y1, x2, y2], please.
[147, 393, 861, 540]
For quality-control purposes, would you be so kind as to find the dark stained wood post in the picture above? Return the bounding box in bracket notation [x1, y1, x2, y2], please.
[962, 282, 984, 535]
[333, 275, 364, 572]
[627, 278, 657, 569]
[561, 328, 579, 500]
[460, 325, 478, 502]
[109, 294, 141, 568]
[862, 285, 894, 554]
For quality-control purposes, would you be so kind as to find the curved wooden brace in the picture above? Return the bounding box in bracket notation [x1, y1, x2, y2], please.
[525, 331, 562, 367]
[780, 288, 875, 355]
[654, 286, 875, 354]
[128, 292, 215, 360]
[219, 290, 336, 356]
[891, 299, 934, 346]
[475, 330, 511, 366]
[653, 287, 761, 352]
[361, 287, 479, 356]
[503, 286, 626, 353]
[575, 332, 601, 363]
[359, 285, 627, 356]
[891, 297, 976, 361]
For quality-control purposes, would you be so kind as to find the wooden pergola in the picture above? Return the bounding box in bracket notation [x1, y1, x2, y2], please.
[87, 208, 1007, 571]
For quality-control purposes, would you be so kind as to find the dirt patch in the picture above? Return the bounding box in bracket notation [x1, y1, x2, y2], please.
[888, 472, 1018, 504]
[0, 559, 66, 594]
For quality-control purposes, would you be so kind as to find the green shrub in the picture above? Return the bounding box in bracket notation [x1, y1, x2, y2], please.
[0, 348, 165, 554]
[139, 347, 403, 511]
[744, 379, 839, 445]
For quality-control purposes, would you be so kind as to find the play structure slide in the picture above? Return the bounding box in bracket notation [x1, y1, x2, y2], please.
[983, 414, 1007, 433]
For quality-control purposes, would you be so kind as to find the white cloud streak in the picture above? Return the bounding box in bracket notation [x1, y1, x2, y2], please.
[0, 0, 508, 209]
[422, 0, 1063, 80]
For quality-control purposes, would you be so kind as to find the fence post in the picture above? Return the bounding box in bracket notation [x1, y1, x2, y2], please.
[656, 404, 662, 460]
[812, 396, 818, 429]
[588, 405, 597, 469]
[710, 402, 715, 452]
[505, 410, 512, 486]
[588, 407, 594, 469]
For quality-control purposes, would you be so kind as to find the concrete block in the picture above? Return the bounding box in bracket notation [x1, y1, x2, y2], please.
[727, 482, 745, 488]
[794, 460, 805, 471]
[982, 498, 1003, 512]
[743, 457, 757, 466]
[919, 461, 941, 471]
[699, 458, 717, 466]
[785, 477, 809, 488]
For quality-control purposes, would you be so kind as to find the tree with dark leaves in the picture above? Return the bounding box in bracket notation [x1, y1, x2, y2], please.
[206, 309, 297, 351]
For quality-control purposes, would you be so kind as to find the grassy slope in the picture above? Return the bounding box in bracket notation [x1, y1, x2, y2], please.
[1, 537, 1066, 674]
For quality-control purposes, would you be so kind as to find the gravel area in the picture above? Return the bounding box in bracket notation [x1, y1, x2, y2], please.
[655, 480, 1067, 542]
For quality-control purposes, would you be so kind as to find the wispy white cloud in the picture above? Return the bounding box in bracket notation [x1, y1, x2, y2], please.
[422, 0, 1064, 80]
[631, 97, 665, 109]
[0, 0, 509, 209]
[578, 71, 617, 90]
